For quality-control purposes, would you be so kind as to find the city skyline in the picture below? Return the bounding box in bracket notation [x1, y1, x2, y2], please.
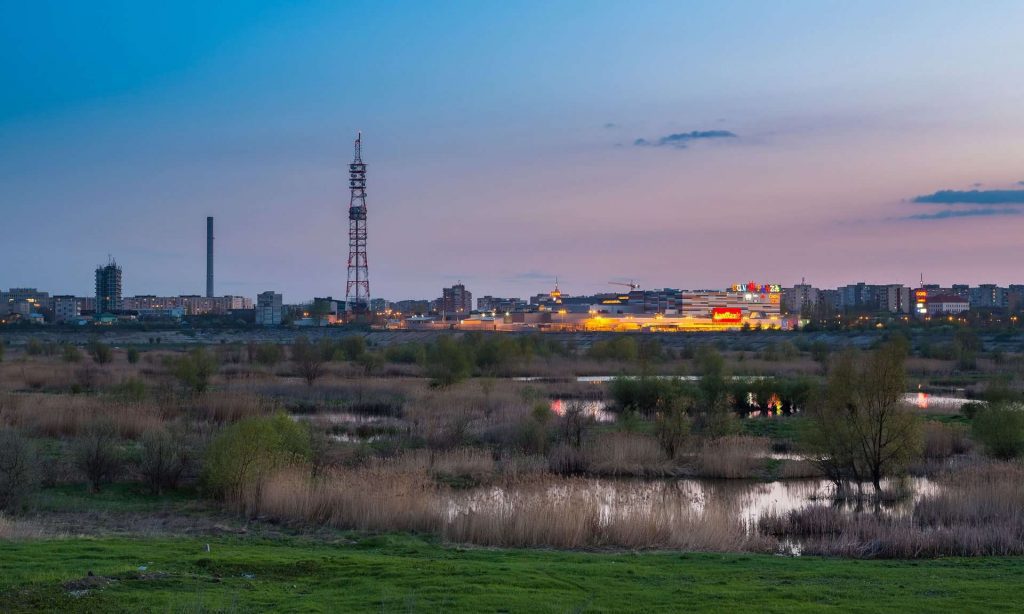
[3, 2, 1024, 300]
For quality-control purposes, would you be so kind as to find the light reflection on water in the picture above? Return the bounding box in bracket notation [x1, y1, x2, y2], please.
[450, 477, 939, 527]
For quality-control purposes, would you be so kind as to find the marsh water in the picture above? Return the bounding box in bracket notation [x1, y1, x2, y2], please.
[450, 476, 940, 527]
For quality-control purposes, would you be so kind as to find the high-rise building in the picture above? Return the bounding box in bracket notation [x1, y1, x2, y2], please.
[442, 283, 472, 316]
[95, 259, 123, 313]
[256, 291, 283, 326]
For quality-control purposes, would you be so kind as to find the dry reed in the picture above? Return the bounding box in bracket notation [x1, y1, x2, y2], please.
[696, 436, 771, 478]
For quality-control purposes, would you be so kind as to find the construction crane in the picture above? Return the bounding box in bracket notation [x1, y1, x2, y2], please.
[609, 280, 640, 291]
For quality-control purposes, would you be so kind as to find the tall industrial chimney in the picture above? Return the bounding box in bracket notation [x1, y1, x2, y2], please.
[206, 216, 214, 298]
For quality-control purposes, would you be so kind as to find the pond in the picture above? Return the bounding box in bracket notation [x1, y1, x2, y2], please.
[450, 476, 940, 527]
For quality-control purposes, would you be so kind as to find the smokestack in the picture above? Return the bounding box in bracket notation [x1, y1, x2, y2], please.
[206, 216, 214, 298]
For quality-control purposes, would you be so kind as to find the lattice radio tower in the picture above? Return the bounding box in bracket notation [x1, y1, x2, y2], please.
[345, 132, 370, 312]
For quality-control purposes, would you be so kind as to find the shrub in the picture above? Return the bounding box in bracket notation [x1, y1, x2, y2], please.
[87, 340, 113, 365]
[0, 342, 4, 362]
[384, 343, 426, 364]
[0, 431, 39, 511]
[338, 336, 366, 361]
[73, 420, 124, 493]
[609, 376, 686, 415]
[587, 337, 638, 362]
[357, 351, 384, 375]
[138, 428, 190, 495]
[25, 339, 43, 356]
[292, 337, 325, 386]
[426, 337, 471, 387]
[62, 344, 82, 363]
[202, 413, 311, 500]
[250, 343, 284, 366]
[109, 377, 147, 402]
[655, 399, 691, 459]
[167, 348, 218, 394]
[973, 403, 1024, 460]
[126, 348, 140, 364]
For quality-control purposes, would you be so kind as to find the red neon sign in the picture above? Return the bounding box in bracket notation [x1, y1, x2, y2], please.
[712, 307, 743, 323]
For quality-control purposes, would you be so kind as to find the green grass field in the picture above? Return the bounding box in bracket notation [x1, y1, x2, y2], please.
[0, 534, 1019, 613]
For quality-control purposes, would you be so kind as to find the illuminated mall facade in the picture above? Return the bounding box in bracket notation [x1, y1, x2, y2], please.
[403, 282, 792, 332]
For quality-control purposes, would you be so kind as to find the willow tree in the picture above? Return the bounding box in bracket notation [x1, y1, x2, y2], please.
[805, 340, 921, 495]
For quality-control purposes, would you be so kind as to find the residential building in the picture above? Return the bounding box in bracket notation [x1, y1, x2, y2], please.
[52, 295, 80, 322]
[442, 283, 472, 316]
[255, 291, 283, 326]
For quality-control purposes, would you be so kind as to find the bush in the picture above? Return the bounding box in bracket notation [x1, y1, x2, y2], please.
[167, 348, 218, 394]
[25, 339, 43, 356]
[0, 431, 39, 511]
[426, 337, 471, 387]
[338, 336, 366, 361]
[250, 343, 284, 366]
[973, 403, 1024, 460]
[384, 343, 426, 365]
[62, 344, 82, 363]
[202, 413, 311, 500]
[655, 400, 691, 459]
[73, 420, 124, 493]
[609, 376, 687, 415]
[138, 428, 190, 495]
[127, 348, 140, 364]
[109, 377, 147, 402]
[587, 337, 638, 362]
[87, 340, 113, 365]
[292, 337, 325, 386]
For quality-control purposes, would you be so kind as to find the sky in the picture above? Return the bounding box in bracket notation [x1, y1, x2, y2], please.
[2, 1, 1024, 302]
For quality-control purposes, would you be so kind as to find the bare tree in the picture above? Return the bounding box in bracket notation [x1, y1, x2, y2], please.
[292, 337, 325, 386]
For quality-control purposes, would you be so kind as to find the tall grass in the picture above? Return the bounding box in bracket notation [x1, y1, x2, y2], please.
[696, 436, 770, 478]
[759, 462, 1024, 557]
[252, 464, 768, 551]
[0, 395, 163, 438]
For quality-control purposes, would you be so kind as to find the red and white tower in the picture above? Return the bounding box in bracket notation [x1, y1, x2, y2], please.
[345, 132, 370, 312]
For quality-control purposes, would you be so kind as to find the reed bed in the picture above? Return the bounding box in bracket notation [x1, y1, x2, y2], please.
[0, 394, 163, 438]
[696, 436, 771, 478]
[759, 462, 1024, 557]
[252, 464, 768, 551]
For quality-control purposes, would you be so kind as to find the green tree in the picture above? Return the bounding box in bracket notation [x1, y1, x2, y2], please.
[426, 336, 471, 387]
[655, 398, 691, 459]
[87, 339, 113, 365]
[126, 348, 140, 364]
[167, 348, 218, 394]
[803, 342, 921, 494]
[338, 335, 367, 361]
[973, 403, 1024, 460]
[202, 413, 311, 499]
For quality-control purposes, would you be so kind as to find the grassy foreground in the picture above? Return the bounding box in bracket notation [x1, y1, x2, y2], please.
[0, 535, 1019, 613]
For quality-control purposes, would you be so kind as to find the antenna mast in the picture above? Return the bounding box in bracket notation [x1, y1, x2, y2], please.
[345, 132, 370, 312]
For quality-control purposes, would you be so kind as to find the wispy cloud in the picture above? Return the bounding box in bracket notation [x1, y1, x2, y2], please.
[634, 130, 737, 148]
[912, 189, 1024, 205]
[900, 207, 1023, 221]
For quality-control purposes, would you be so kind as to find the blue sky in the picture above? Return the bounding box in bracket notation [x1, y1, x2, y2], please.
[3, 1, 1024, 301]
